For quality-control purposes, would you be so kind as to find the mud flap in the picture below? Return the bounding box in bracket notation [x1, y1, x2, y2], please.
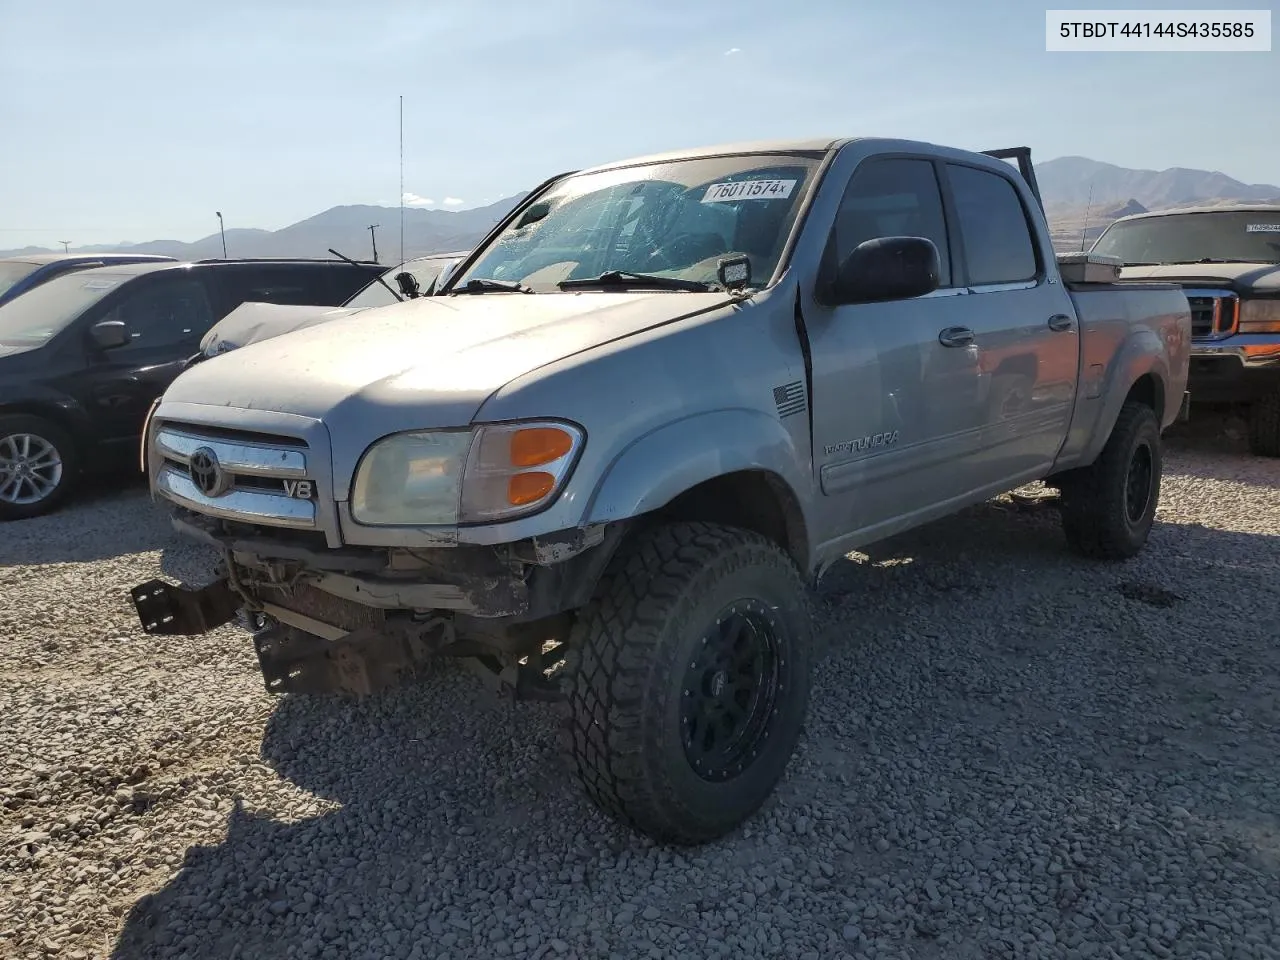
[129, 578, 239, 636]
[1179, 390, 1192, 422]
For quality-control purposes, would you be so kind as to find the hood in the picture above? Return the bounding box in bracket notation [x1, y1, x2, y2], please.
[200, 301, 363, 356]
[1117, 262, 1280, 294]
[166, 290, 732, 435]
[0, 341, 40, 361]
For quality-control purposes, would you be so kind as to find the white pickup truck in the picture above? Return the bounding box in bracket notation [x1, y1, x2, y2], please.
[127, 137, 1191, 845]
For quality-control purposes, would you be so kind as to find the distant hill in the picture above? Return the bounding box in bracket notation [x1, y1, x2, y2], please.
[1037, 156, 1280, 211]
[6, 154, 1279, 262]
[0, 195, 527, 263]
[1035, 157, 1280, 253]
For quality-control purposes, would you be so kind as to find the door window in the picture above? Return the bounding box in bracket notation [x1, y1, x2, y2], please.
[103, 277, 216, 351]
[826, 157, 952, 288]
[945, 164, 1039, 285]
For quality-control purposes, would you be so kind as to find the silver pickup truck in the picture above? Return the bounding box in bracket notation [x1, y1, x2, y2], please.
[127, 137, 1190, 845]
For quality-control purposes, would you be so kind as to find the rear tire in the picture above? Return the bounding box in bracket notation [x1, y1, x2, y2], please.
[1058, 400, 1162, 560]
[1247, 386, 1280, 458]
[0, 414, 79, 522]
[563, 521, 814, 845]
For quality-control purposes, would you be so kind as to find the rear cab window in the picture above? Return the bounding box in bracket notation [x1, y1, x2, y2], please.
[945, 164, 1039, 286]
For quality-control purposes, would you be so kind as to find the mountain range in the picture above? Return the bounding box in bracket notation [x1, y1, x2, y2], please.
[1037, 156, 1280, 251]
[0, 197, 528, 264]
[3, 156, 1278, 262]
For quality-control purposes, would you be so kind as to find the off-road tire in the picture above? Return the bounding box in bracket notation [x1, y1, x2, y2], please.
[1246, 387, 1280, 458]
[1058, 400, 1161, 560]
[563, 521, 814, 845]
[0, 414, 79, 522]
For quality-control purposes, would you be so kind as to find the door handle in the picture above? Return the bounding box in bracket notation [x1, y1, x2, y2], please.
[1048, 313, 1074, 332]
[938, 326, 975, 348]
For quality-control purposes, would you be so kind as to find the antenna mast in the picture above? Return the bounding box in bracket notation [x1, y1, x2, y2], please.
[399, 95, 405, 265]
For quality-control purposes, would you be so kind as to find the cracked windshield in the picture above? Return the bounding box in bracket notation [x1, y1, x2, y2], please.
[456, 155, 817, 292]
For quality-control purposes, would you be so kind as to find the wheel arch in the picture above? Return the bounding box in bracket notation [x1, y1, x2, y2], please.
[0, 400, 87, 446]
[581, 409, 814, 571]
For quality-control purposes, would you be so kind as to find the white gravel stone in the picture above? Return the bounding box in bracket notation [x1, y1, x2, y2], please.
[1, 419, 1278, 959]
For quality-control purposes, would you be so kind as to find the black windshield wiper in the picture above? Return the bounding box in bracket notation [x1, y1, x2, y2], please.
[451, 278, 535, 294]
[1165, 258, 1277, 265]
[557, 270, 716, 292]
[329, 247, 402, 302]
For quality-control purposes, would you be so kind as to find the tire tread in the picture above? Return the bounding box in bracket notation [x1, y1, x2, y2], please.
[562, 521, 812, 845]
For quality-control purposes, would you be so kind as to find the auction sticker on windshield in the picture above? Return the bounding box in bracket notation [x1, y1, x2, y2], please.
[702, 179, 796, 203]
[1245, 224, 1280, 233]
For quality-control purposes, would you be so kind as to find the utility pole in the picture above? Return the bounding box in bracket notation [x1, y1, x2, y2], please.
[399, 95, 404, 264]
[367, 224, 380, 263]
[59, 240, 71, 253]
[215, 211, 228, 258]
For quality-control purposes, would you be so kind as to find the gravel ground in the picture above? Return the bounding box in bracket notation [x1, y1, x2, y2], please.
[2, 416, 1278, 960]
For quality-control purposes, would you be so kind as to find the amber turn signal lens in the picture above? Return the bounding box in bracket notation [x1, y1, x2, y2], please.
[507, 471, 555, 505]
[510, 427, 574, 467]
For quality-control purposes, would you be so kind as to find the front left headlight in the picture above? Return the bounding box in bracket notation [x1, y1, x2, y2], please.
[349, 419, 584, 526]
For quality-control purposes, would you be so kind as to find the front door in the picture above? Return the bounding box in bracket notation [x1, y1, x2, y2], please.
[76, 274, 218, 453]
[801, 155, 990, 542]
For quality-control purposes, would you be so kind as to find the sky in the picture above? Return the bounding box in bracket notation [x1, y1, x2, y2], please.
[1, 0, 1276, 249]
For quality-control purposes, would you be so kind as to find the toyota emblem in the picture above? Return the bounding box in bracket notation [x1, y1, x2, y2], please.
[188, 446, 229, 497]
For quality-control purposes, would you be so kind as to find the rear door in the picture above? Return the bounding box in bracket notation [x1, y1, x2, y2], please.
[940, 161, 1079, 480]
[74, 272, 218, 448]
[802, 154, 990, 539]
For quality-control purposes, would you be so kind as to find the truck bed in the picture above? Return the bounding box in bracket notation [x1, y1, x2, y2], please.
[1055, 280, 1191, 469]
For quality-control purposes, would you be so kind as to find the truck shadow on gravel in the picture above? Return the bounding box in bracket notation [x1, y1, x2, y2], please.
[109, 503, 1280, 960]
[0, 470, 167, 567]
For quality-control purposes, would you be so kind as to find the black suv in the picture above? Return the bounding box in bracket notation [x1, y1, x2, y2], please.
[0, 258, 383, 519]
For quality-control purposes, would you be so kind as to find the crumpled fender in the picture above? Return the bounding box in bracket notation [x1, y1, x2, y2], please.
[581, 407, 811, 552]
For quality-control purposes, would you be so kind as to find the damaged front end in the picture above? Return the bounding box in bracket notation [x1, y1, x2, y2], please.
[128, 508, 625, 700]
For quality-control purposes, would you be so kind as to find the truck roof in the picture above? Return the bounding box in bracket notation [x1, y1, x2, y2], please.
[574, 136, 1033, 182]
[577, 137, 849, 174]
[1111, 203, 1280, 224]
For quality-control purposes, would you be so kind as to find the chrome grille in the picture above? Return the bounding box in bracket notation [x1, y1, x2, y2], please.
[152, 422, 317, 529]
[1184, 290, 1239, 340]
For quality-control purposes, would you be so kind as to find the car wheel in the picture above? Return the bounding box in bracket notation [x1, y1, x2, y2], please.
[0, 414, 79, 521]
[563, 521, 814, 845]
[1058, 400, 1162, 560]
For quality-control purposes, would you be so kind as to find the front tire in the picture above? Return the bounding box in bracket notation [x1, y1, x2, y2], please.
[1247, 386, 1280, 458]
[563, 522, 814, 845]
[1058, 400, 1162, 560]
[0, 414, 79, 522]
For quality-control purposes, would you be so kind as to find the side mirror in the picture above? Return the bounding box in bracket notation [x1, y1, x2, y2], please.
[394, 271, 421, 298]
[829, 236, 940, 305]
[89, 319, 130, 350]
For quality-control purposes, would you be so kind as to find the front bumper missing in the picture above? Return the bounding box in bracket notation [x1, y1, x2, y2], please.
[253, 621, 444, 696]
[127, 575, 451, 696]
[130, 578, 239, 636]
